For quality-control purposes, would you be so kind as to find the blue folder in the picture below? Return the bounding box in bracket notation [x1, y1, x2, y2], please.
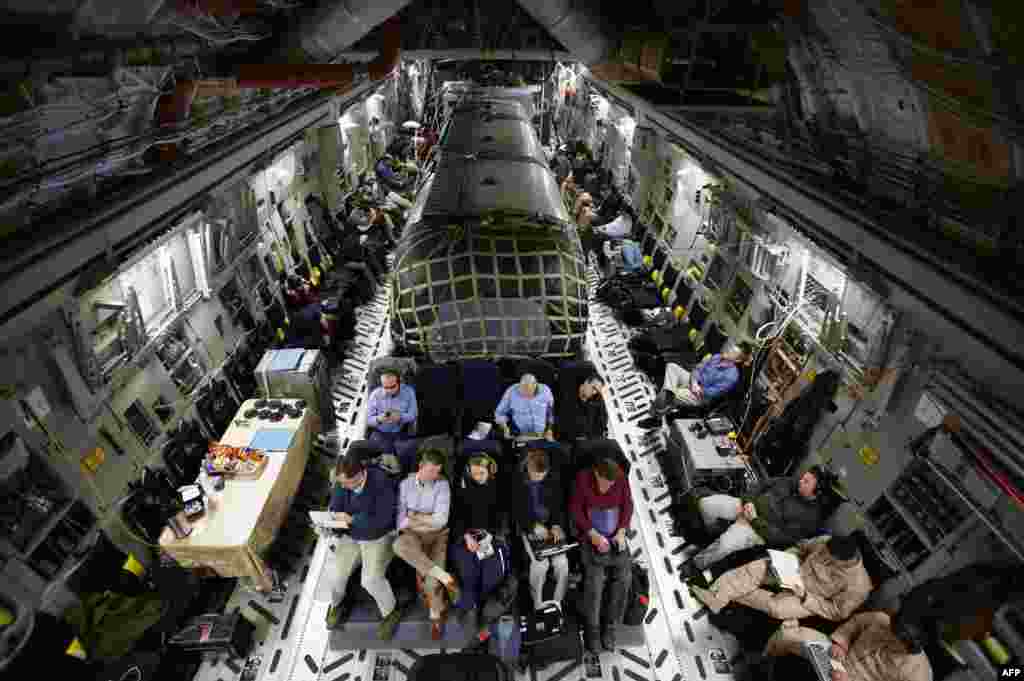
[269, 349, 305, 373]
[248, 429, 295, 452]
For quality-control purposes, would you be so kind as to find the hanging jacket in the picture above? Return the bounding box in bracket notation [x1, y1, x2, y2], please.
[774, 370, 841, 444]
[756, 370, 841, 474]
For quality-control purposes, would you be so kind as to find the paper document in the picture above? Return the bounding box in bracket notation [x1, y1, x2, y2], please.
[309, 511, 349, 529]
[468, 422, 492, 441]
[767, 549, 804, 590]
[475, 532, 495, 560]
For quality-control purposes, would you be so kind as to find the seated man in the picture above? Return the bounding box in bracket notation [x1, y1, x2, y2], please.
[284, 274, 319, 309]
[325, 455, 402, 639]
[449, 455, 510, 625]
[679, 468, 829, 581]
[393, 449, 461, 639]
[764, 610, 933, 681]
[375, 154, 412, 192]
[366, 369, 419, 472]
[284, 302, 325, 349]
[574, 375, 609, 441]
[571, 458, 634, 653]
[561, 173, 579, 208]
[367, 206, 397, 247]
[514, 450, 570, 612]
[688, 534, 872, 621]
[494, 373, 556, 444]
[575, 193, 596, 228]
[652, 341, 754, 414]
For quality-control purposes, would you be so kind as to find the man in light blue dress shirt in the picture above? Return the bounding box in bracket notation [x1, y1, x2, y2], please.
[492, 374, 569, 465]
[367, 369, 419, 471]
[495, 374, 555, 441]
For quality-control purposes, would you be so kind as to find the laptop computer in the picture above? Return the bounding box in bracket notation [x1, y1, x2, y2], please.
[801, 640, 847, 681]
[523, 532, 578, 560]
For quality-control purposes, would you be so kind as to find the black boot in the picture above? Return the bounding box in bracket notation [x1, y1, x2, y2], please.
[584, 627, 601, 654]
[677, 560, 701, 583]
[600, 626, 617, 652]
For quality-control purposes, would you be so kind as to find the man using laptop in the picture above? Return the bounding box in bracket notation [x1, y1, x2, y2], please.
[514, 449, 571, 613]
[764, 609, 933, 681]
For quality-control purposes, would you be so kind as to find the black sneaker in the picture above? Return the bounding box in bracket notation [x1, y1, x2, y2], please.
[677, 561, 701, 582]
[637, 415, 663, 430]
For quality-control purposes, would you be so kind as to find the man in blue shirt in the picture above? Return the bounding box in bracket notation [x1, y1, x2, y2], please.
[367, 370, 419, 471]
[325, 455, 401, 638]
[653, 342, 753, 414]
[495, 374, 556, 441]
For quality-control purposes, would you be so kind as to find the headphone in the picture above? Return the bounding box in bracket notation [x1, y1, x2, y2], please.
[467, 454, 498, 477]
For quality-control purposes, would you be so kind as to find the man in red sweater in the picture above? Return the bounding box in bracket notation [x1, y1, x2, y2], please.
[570, 458, 634, 653]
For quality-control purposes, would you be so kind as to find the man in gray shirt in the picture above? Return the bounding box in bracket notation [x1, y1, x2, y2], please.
[393, 449, 461, 639]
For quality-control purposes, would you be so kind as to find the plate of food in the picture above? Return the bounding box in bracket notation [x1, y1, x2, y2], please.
[207, 442, 268, 479]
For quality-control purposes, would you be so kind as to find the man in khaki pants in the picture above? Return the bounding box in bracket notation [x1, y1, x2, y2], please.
[689, 534, 872, 621]
[764, 610, 933, 681]
[325, 455, 401, 639]
[393, 449, 461, 639]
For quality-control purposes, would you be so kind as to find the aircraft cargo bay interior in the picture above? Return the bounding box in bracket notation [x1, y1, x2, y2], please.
[1, 2, 1023, 681]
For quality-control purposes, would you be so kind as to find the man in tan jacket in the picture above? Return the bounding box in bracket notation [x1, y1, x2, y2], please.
[764, 610, 933, 681]
[689, 534, 872, 621]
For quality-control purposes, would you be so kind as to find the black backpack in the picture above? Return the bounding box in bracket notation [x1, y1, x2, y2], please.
[623, 564, 650, 626]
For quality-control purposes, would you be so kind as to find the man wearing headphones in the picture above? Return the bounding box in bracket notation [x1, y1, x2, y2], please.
[763, 609, 933, 681]
[679, 467, 830, 581]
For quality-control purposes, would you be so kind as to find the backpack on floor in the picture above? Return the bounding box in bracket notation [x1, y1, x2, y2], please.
[408, 653, 513, 681]
[623, 564, 650, 626]
[521, 604, 583, 670]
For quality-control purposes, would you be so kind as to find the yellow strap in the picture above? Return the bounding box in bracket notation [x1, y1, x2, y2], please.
[276, 328, 286, 341]
[661, 287, 671, 300]
[123, 553, 145, 578]
[981, 636, 1010, 665]
[66, 637, 86, 659]
[0, 605, 13, 626]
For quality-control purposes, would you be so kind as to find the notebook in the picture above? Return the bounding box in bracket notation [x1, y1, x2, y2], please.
[309, 511, 349, 529]
[767, 549, 804, 591]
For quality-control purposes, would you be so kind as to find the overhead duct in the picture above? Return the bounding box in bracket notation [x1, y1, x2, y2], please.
[156, 6, 405, 126]
[515, 0, 667, 82]
[279, 0, 413, 64]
